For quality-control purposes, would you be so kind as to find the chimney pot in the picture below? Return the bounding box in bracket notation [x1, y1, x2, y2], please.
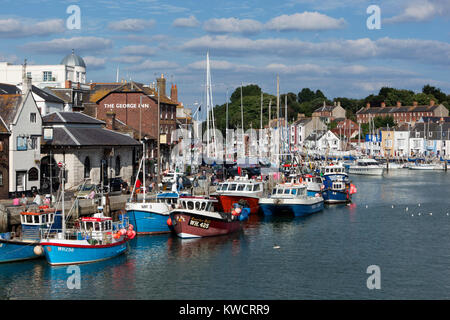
[396, 101, 401, 107]
[413, 101, 418, 107]
[430, 99, 435, 106]
[366, 102, 370, 109]
[381, 102, 386, 108]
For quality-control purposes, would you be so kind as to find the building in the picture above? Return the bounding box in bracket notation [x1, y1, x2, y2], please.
[304, 130, 341, 152]
[93, 76, 178, 173]
[356, 100, 449, 125]
[290, 117, 327, 149]
[409, 122, 450, 157]
[312, 101, 346, 123]
[40, 112, 141, 190]
[0, 79, 42, 196]
[45, 80, 90, 112]
[0, 50, 88, 89]
[0, 115, 10, 198]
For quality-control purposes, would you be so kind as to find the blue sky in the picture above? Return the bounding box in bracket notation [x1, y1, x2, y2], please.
[0, 0, 449, 116]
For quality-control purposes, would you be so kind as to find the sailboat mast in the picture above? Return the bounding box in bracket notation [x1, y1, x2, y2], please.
[206, 51, 210, 158]
[276, 75, 280, 163]
[226, 89, 229, 162]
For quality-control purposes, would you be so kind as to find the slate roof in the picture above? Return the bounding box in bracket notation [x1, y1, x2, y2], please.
[357, 104, 441, 115]
[0, 83, 21, 95]
[43, 111, 105, 125]
[32, 86, 65, 103]
[305, 130, 327, 141]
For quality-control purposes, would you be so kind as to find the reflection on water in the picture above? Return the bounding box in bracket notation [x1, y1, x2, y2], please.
[0, 171, 449, 299]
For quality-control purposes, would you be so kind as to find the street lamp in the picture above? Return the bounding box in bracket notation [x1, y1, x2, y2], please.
[147, 90, 161, 192]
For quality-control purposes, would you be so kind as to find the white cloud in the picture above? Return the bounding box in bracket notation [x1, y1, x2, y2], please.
[203, 17, 263, 34]
[83, 56, 107, 70]
[0, 52, 19, 63]
[108, 19, 155, 32]
[173, 15, 200, 28]
[384, 0, 450, 24]
[0, 18, 64, 38]
[266, 12, 346, 31]
[119, 45, 157, 56]
[22, 37, 113, 54]
[180, 35, 450, 64]
[186, 59, 255, 72]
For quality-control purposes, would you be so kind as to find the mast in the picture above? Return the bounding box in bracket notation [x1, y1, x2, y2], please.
[226, 89, 229, 162]
[276, 75, 280, 163]
[260, 92, 263, 161]
[142, 142, 146, 203]
[206, 51, 210, 158]
[285, 94, 288, 160]
[240, 83, 244, 158]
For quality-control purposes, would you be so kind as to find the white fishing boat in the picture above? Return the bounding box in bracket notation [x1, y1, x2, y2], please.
[407, 162, 444, 170]
[348, 158, 384, 176]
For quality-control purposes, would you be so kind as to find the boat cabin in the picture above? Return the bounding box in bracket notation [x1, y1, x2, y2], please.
[20, 207, 61, 240]
[303, 174, 323, 184]
[271, 184, 307, 198]
[216, 181, 263, 193]
[177, 197, 217, 212]
[321, 165, 346, 175]
[79, 215, 113, 241]
[355, 159, 380, 166]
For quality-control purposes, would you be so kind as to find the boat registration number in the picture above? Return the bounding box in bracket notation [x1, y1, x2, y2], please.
[188, 217, 210, 229]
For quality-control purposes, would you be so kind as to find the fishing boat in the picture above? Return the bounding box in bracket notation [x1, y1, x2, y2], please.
[320, 164, 356, 204]
[126, 192, 184, 235]
[302, 174, 323, 197]
[39, 162, 135, 265]
[168, 196, 249, 239]
[348, 158, 384, 175]
[212, 176, 264, 215]
[259, 183, 324, 217]
[0, 206, 62, 263]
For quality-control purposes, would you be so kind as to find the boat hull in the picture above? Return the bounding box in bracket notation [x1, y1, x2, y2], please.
[259, 199, 324, 217]
[348, 167, 384, 175]
[214, 195, 260, 215]
[169, 211, 241, 239]
[0, 238, 41, 263]
[322, 189, 350, 204]
[126, 204, 171, 235]
[40, 240, 129, 265]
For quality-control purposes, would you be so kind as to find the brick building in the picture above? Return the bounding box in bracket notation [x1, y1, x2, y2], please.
[93, 75, 178, 173]
[356, 100, 449, 125]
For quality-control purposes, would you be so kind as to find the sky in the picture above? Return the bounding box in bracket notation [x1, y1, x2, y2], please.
[0, 0, 449, 118]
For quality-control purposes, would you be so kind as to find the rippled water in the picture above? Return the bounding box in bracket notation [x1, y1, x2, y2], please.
[1, 170, 449, 300]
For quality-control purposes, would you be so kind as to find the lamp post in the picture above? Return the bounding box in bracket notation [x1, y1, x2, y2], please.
[148, 91, 161, 191]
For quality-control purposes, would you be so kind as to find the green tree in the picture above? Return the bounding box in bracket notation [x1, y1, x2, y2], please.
[297, 88, 316, 103]
[422, 84, 446, 103]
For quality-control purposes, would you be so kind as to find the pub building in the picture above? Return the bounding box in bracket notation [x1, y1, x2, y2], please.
[94, 74, 178, 177]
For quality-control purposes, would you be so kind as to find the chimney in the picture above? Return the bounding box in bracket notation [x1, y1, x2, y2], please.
[65, 80, 72, 89]
[413, 101, 418, 107]
[106, 111, 116, 130]
[157, 73, 166, 97]
[366, 102, 371, 109]
[22, 59, 32, 96]
[430, 99, 435, 106]
[381, 102, 386, 108]
[170, 84, 178, 103]
[337, 101, 341, 107]
[396, 101, 401, 107]
[90, 83, 95, 90]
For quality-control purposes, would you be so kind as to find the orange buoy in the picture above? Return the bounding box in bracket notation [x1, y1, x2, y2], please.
[119, 228, 127, 236]
[167, 217, 172, 226]
[128, 224, 134, 230]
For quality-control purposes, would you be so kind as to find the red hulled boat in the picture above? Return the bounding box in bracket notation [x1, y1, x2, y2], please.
[212, 177, 264, 215]
[167, 196, 244, 239]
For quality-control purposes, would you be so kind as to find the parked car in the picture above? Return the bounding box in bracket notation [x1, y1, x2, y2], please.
[75, 183, 100, 199]
[162, 175, 192, 190]
[108, 177, 128, 194]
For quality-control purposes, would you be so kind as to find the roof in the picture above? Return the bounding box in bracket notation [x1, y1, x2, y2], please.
[314, 105, 336, 112]
[0, 83, 21, 95]
[419, 116, 450, 123]
[0, 94, 22, 125]
[60, 50, 86, 68]
[41, 126, 140, 147]
[305, 130, 327, 141]
[94, 81, 178, 106]
[32, 86, 65, 104]
[43, 111, 105, 125]
[357, 104, 442, 115]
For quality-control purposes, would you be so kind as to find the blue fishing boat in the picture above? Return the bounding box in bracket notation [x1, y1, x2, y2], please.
[259, 183, 324, 217]
[0, 206, 62, 263]
[320, 164, 356, 203]
[40, 161, 135, 265]
[40, 210, 134, 265]
[126, 192, 185, 235]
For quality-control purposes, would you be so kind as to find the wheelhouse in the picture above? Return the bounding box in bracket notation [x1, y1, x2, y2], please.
[216, 181, 263, 193]
[271, 185, 307, 198]
[178, 197, 217, 212]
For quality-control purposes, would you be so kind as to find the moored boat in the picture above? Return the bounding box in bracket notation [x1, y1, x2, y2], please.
[0, 206, 62, 263]
[320, 164, 355, 204]
[212, 176, 264, 215]
[126, 192, 184, 235]
[168, 196, 248, 239]
[259, 183, 324, 217]
[348, 158, 384, 175]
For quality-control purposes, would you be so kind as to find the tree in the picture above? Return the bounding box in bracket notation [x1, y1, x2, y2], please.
[422, 84, 446, 103]
[297, 88, 316, 103]
[230, 84, 262, 103]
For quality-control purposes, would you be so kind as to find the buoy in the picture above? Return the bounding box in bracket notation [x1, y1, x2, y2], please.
[366, 205, 368, 208]
[129, 230, 136, 240]
[429, 212, 432, 216]
[119, 228, 127, 236]
[418, 213, 421, 216]
[418, 203, 421, 207]
[167, 217, 172, 226]
[273, 245, 280, 249]
[235, 207, 242, 214]
[406, 207, 408, 211]
[127, 230, 134, 238]
[113, 232, 120, 239]
[33, 245, 44, 256]
[392, 205, 394, 208]
[412, 214, 414, 217]
[128, 224, 134, 230]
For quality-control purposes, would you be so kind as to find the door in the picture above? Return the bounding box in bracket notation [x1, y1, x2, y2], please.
[16, 171, 27, 192]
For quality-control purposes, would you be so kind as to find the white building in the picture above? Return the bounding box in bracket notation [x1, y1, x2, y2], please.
[0, 50, 87, 89]
[305, 130, 341, 153]
[393, 130, 410, 157]
[0, 80, 42, 196]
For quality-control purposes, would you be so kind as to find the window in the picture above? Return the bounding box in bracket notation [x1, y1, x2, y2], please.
[30, 113, 36, 123]
[43, 71, 52, 82]
[237, 184, 245, 191]
[292, 189, 297, 195]
[284, 189, 290, 194]
[228, 184, 237, 191]
[115, 156, 121, 176]
[221, 184, 228, 191]
[30, 137, 38, 150]
[253, 185, 260, 191]
[26, 72, 32, 79]
[84, 157, 91, 179]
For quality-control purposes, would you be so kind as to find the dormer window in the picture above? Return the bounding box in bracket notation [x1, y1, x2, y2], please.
[30, 113, 36, 123]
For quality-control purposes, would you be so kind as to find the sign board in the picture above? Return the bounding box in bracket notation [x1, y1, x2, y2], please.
[160, 134, 167, 144]
[43, 128, 53, 140]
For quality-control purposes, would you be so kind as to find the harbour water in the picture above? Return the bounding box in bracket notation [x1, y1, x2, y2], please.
[0, 170, 449, 300]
